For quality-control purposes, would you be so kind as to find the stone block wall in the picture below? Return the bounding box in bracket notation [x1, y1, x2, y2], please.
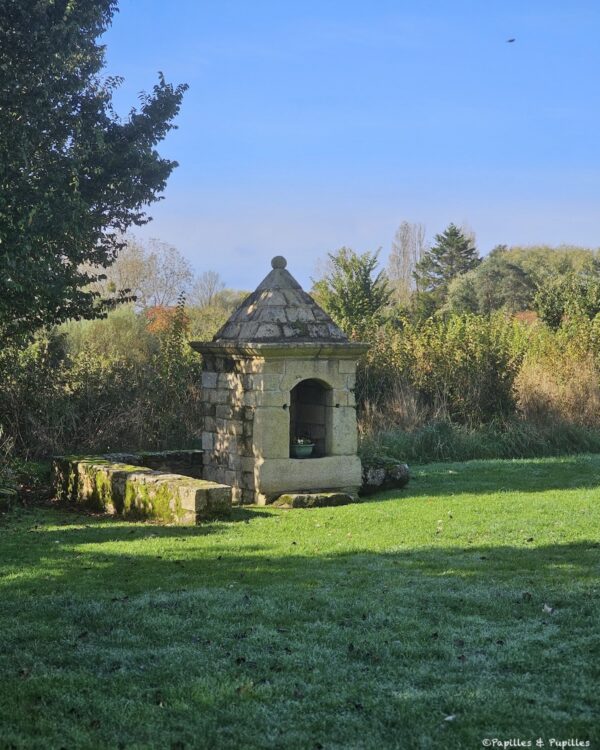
[200, 351, 361, 504]
[52, 453, 231, 524]
[200, 361, 255, 504]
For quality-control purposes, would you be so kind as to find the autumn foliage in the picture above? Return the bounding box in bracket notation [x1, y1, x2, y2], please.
[145, 306, 191, 335]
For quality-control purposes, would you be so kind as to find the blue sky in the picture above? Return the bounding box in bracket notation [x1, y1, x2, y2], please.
[103, 1, 600, 289]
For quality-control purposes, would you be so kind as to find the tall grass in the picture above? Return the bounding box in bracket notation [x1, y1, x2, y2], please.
[356, 312, 600, 464]
[360, 419, 600, 465]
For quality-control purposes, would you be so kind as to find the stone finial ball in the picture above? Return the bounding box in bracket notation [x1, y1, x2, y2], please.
[271, 255, 287, 269]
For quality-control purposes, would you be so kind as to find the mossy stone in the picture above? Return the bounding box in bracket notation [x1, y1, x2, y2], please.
[272, 492, 357, 508]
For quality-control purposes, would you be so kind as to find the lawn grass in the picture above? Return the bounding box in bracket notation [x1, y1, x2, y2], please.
[1, 454, 599, 749]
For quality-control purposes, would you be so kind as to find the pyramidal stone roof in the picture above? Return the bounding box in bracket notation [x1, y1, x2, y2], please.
[212, 256, 349, 343]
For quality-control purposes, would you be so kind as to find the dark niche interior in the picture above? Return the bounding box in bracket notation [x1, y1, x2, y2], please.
[289, 378, 332, 457]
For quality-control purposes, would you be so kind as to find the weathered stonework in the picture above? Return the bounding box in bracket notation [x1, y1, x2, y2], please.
[191, 256, 368, 505]
[52, 452, 231, 523]
[272, 492, 358, 509]
[360, 459, 410, 496]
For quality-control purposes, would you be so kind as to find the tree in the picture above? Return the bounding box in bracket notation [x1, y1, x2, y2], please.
[0, 0, 187, 339]
[444, 272, 479, 314]
[91, 237, 148, 303]
[414, 223, 480, 313]
[187, 289, 247, 340]
[501, 244, 598, 284]
[91, 237, 193, 309]
[137, 240, 193, 308]
[189, 270, 226, 309]
[387, 221, 426, 304]
[444, 246, 536, 316]
[312, 248, 391, 338]
[534, 264, 600, 330]
[61, 304, 158, 364]
[475, 250, 534, 314]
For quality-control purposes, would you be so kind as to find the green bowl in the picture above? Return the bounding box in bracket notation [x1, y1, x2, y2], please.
[291, 444, 315, 459]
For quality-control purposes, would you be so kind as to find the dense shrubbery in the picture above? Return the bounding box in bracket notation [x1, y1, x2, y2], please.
[0, 234, 245, 461]
[358, 313, 600, 428]
[355, 312, 600, 462]
[3, 238, 600, 468]
[357, 313, 528, 426]
[0, 428, 17, 509]
[0, 305, 203, 458]
[313, 242, 600, 462]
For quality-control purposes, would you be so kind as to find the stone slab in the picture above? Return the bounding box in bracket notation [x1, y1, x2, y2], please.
[52, 456, 231, 523]
[271, 492, 358, 508]
[254, 455, 362, 503]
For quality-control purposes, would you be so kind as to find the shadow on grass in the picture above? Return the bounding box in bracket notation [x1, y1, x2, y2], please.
[26, 502, 273, 538]
[1, 511, 598, 597]
[1, 535, 597, 750]
[1, 456, 599, 748]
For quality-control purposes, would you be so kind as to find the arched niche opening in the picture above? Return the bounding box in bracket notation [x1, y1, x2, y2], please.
[289, 378, 333, 458]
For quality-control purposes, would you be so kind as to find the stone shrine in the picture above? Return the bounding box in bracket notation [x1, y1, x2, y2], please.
[191, 256, 368, 504]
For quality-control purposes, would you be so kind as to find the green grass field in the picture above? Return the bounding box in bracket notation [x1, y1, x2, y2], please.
[1, 455, 599, 749]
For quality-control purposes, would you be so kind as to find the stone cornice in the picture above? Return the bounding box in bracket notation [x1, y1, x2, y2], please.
[190, 340, 369, 360]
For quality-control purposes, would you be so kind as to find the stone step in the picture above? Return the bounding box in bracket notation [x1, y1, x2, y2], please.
[271, 491, 358, 509]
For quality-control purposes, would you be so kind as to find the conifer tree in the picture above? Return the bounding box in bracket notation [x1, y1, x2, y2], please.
[414, 223, 480, 313]
[312, 248, 391, 338]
